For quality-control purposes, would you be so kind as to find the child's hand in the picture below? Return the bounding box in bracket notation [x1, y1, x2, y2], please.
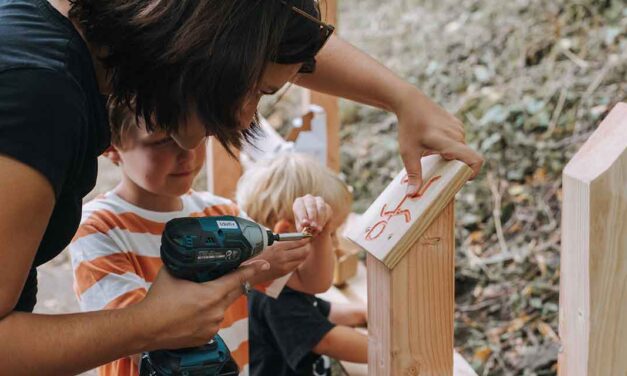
[293, 195, 333, 235]
[251, 238, 311, 280]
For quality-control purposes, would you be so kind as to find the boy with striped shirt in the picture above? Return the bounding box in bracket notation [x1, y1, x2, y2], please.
[69, 102, 334, 376]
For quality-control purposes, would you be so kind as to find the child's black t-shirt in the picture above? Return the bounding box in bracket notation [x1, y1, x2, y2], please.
[248, 287, 336, 376]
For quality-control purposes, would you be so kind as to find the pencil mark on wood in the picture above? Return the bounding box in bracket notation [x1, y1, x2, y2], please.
[420, 237, 441, 246]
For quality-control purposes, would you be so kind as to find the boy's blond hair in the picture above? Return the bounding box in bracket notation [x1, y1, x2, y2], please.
[236, 153, 352, 229]
[108, 99, 140, 149]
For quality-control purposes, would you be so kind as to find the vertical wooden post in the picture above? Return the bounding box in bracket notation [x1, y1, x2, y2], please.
[305, 89, 340, 172]
[347, 156, 475, 375]
[304, 0, 340, 171]
[559, 103, 627, 375]
[367, 202, 455, 375]
[206, 138, 242, 200]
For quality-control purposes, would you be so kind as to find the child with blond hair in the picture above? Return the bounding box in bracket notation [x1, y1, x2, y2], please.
[237, 153, 368, 376]
[69, 103, 334, 376]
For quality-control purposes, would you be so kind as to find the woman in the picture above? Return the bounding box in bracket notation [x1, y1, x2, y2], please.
[0, 0, 483, 374]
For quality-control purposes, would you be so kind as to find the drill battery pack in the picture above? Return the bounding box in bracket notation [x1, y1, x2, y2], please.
[139, 335, 239, 376]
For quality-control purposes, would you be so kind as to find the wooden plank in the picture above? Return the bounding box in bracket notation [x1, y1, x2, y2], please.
[367, 202, 455, 376]
[346, 156, 472, 269]
[292, 105, 328, 165]
[304, 0, 340, 171]
[318, 0, 338, 24]
[205, 137, 242, 200]
[559, 103, 627, 376]
[320, 260, 476, 376]
[306, 90, 340, 171]
[286, 111, 313, 142]
[333, 234, 360, 286]
[453, 353, 478, 376]
[342, 361, 369, 376]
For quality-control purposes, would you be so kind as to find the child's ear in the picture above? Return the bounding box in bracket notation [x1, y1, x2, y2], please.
[102, 145, 122, 166]
[273, 219, 295, 234]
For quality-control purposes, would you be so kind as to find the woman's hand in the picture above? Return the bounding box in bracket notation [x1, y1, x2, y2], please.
[292, 194, 333, 235]
[395, 86, 484, 196]
[137, 261, 269, 350]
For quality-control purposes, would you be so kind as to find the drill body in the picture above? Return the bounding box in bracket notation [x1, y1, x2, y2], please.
[160, 215, 273, 282]
[139, 215, 305, 376]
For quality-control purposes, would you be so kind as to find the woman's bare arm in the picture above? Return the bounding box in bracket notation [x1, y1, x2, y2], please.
[286, 229, 335, 294]
[295, 35, 484, 193]
[0, 155, 267, 375]
[0, 156, 151, 375]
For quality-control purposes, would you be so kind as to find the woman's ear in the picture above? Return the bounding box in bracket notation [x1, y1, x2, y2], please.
[273, 219, 296, 234]
[102, 145, 122, 166]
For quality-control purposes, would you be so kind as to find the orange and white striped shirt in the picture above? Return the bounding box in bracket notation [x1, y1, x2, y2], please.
[69, 190, 268, 376]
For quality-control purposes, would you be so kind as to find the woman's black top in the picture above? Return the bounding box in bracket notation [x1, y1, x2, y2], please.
[0, 0, 109, 311]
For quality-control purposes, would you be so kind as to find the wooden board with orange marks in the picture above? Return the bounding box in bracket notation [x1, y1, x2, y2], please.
[346, 156, 472, 268]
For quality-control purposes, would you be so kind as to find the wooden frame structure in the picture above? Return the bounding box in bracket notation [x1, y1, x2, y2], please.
[346, 156, 476, 375]
[558, 102, 627, 375]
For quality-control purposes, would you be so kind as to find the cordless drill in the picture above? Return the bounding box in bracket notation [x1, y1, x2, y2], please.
[139, 215, 311, 376]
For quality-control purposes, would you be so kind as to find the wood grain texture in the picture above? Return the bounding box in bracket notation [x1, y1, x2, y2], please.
[559, 103, 627, 376]
[333, 233, 360, 286]
[205, 137, 242, 200]
[318, 0, 337, 24]
[368, 202, 455, 376]
[319, 261, 476, 376]
[309, 91, 340, 171]
[346, 156, 472, 269]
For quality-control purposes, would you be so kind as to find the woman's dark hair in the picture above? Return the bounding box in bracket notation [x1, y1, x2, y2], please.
[69, 0, 322, 152]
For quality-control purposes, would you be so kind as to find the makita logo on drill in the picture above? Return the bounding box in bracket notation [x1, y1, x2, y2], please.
[217, 220, 238, 229]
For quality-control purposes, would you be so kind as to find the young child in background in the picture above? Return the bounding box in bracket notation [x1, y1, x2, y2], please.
[237, 153, 368, 376]
[68, 102, 333, 376]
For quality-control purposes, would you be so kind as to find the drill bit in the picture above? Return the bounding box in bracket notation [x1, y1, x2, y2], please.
[275, 232, 313, 241]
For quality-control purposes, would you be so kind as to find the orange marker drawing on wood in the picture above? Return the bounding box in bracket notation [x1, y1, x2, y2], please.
[365, 175, 442, 241]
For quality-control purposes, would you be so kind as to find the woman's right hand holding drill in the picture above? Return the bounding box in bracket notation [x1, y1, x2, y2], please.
[136, 260, 268, 350]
